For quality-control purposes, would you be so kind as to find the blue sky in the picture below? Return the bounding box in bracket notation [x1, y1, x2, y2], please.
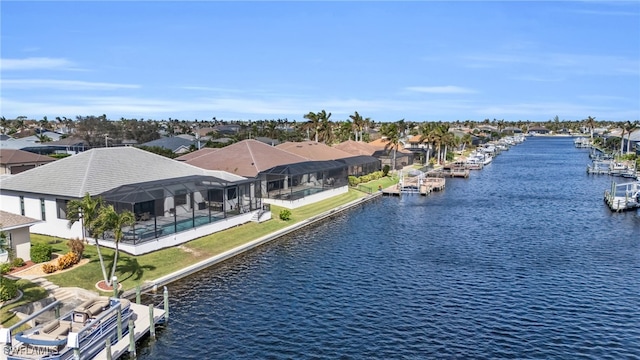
[1, 1, 639, 123]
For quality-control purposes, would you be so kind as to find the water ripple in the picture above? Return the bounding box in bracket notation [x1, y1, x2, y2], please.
[139, 138, 640, 360]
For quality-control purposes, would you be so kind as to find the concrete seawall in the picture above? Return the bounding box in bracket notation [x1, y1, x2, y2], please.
[122, 191, 382, 298]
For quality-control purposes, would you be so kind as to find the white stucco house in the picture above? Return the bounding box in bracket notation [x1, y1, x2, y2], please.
[0, 147, 266, 255]
[0, 210, 40, 262]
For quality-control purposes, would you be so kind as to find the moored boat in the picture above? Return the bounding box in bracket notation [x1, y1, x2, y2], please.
[1, 297, 132, 360]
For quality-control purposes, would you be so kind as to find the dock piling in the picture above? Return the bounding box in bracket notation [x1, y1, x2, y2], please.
[163, 286, 169, 323]
[117, 306, 123, 341]
[112, 276, 119, 298]
[105, 339, 112, 360]
[128, 319, 136, 359]
[149, 304, 156, 339]
[136, 285, 141, 305]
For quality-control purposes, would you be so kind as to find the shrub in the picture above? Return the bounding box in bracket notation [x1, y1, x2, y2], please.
[279, 209, 292, 221]
[0, 263, 11, 275]
[11, 257, 25, 268]
[67, 238, 85, 258]
[57, 252, 80, 270]
[42, 263, 58, 274]
[0, 277, 18, 301]
[348, 176, 360, 187]
[31, 243, 52, 263]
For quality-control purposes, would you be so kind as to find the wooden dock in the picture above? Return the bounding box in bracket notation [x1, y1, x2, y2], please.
[94, 302, 166, 360]
[382, 177, 445, 196]
[427, 168, 469, 178]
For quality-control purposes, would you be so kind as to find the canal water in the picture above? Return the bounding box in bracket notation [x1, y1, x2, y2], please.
[138, 137, 639, 359]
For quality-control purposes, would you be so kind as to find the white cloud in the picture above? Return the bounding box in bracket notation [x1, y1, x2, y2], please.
[405, 86, 477, 94]
[463, 52, 639, 76]
[1, 93, 637, 122]
[1, 57, 77, 71]
[3, 79, 140, 90]
[474, 101, 639, 121]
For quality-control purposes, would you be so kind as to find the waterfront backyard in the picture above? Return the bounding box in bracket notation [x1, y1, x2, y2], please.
[11, 187, 371, 294]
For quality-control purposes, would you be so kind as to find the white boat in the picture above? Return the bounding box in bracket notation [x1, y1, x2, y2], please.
[2, 297, 133, 360]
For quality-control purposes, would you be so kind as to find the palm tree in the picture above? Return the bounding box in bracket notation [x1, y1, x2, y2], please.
[66, 193, 110, 287]
[349, 111, 363, 142]
[619, 125, 627, 155]
[461, 133, 472, 152]
[0, 117, 7, 135]
[94, 205, 135, 287]
[35, 133, 52, 143]
[585, 116, 596, 141]
[317, 110, 334, 143]
[381, 122, 401, 171]
[316, 110, 332, 143]
[624, 121, 638, 154]
[303, 111, 320, 142]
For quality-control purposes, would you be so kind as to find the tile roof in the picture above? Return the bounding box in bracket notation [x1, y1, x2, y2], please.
[0, 210, 40, 230]
[175, 148, 220, 161]
[180, 139, 308, 177]
[0, 149, 56, 166]
[276, 141, 353, 160]
[367, 138, 409, 152]
[0, 147, 245, 198]
[333, 140, 379, 156]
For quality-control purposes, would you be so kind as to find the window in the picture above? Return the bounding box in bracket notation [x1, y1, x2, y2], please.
[40, 198, 46, 221]
[20, 196, 25, 216]
[56, 199, 68, 219]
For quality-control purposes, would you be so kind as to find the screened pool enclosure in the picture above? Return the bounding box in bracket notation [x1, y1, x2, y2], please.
[259, 160, 348, 201]
[99, 175, 261, 244]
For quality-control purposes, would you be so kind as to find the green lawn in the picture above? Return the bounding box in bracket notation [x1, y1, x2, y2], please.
[0, 280, 48, 329]
[356, 175, 399, 193]
[31, 189, 371, 294]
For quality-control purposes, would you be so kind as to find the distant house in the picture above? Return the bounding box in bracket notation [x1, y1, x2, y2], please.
[502, 126, 523, 134]
[624, 129, 640, 154]
[333, 140, 378, 156]
[44, 137, 89, 154]
[0, 210, 40, 262]
[140, 136, 195, 154]
[276, 141, 353, 161]
[0, 136, 88, 155]
[20, 130, 64, 143]
[212, 124, 241, 135]
[0, 149, 56, 175]
[178, 139, 350, 209]
[367, 138, 414, 170]
[528, 126, 550, 135]
[277, 141, 380, 177]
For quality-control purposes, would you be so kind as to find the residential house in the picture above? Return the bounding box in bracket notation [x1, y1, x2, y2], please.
[178, 139, 350, 209]
[528, 126, 550, 135]
[0, 149, 56, 175]
[140, 136, 195, 154]
[278, 141, 380, 177]
[0, 147, 263, 255]
[0, 210, 40, 262]
[368, 138, 414, 170]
